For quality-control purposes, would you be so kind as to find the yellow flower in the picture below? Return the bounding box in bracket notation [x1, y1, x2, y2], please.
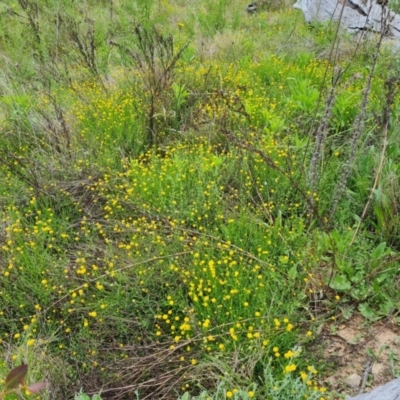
[284, 350, 294, 358]
[284, 364, 297, 373]
[307, 365, 317, 374]
[286, 323, 294, 332]
[226, 391, 233, 398]
[248, 391, 255, 397]
[180, 322, 191, 331]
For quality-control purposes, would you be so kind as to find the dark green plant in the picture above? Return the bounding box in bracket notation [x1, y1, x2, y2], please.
[125, 24, 189, 148]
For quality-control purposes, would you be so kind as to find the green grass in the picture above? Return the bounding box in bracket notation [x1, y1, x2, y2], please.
[0, 0, 400, 399]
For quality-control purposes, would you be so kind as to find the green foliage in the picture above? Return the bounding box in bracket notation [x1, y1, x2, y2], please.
[177, 360, 326, 399]
[74, 389, 102, 400]
[197, 0, 229, 37]
[331, 91, 360, 133]
[289, 78, 320, 115]
[0, 0, 400, 398]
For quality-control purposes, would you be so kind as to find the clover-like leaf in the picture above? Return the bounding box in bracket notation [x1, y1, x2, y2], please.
[4, 364, 28, 390]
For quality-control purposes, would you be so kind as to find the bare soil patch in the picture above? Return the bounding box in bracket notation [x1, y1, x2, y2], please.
[315, 314, 400, 398]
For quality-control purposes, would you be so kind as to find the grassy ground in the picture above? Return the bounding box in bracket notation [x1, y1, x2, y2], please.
[1, 0, 400, 399]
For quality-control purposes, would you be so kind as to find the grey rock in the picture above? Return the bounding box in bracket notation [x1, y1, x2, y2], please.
[293, 0, 400, 39]
[344, 373, 362, 389]
[347, 377, 400, 399]
[371, 362, 385, 376]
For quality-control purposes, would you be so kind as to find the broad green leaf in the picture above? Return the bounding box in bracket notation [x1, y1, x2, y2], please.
[288, 265, 297, 280]
[371, 242, 386, 260]
[4, 364, 28, 390]
[329, 274, 351, 291]
[359, 303, 380, 321]
[373, 279, 380, 294]
[351, 285, 370, 301]
[75, 392, 91, 400]
[350, 270, 363, 283]
[379, 300, 394, 316]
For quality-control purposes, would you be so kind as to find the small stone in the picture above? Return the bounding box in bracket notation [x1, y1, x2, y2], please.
[371, 362, 385, 376]
[344, 373, 361, 389]
[324, 375, 338, 389]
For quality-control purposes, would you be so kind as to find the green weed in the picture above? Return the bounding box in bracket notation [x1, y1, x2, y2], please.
[0, 0, 400, 398]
